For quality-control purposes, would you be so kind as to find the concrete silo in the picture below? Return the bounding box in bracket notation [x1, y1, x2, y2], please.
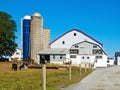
[30, 12, 44, 62]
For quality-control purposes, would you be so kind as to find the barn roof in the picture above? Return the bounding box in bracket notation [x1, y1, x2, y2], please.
[50, 28, 103, 46]
[38, 48, 69, 55]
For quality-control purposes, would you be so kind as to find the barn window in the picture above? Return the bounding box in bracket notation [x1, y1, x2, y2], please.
[87, 57, 90, 59]
[96, 56, 102, 59]
[98, 50, 102, 54]
[53, 55, 55, 59]
[60, 55, 63, 59]
[70, 49, 79, 54]
[93, 49, 103, 54]
[93, 45, 97, 48]
[107, 60, 110, 63]
[70, 55, 76, 58]
[74, 33, 76, 36]
[74, 45, 79, 48]
[82, 57, 85, 59]
[62, 41, 65, 44]
[93, 50, 97, 54]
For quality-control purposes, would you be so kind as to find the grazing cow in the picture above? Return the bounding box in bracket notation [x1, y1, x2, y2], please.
[11, 63, 18, 71]
[19, 63, 28, 70]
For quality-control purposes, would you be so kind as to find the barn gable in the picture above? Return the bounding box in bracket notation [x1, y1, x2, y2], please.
[50, 29, 102, 48]
[70, 41, 107, 55]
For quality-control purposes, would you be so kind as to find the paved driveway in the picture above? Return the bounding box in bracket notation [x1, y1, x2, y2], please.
[64, 66, 120, 90]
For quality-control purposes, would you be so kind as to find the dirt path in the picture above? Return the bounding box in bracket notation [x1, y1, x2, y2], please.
[64, 66, 120, 90]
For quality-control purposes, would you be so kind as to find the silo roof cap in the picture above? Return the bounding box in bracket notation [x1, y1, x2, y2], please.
[23, 15, 31, 20]
[32, 12, 42, 17]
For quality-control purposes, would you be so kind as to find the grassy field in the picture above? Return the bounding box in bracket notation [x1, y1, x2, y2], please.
[0, 62, 93, 90]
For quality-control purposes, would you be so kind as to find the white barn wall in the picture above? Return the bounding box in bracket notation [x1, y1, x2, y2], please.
[94, 55, 107, 68]
[66, 54, 95, 64]
[51, 30, 102, 48]
[107, 57, 114, 65]
[50, 55, 66, 64]
[108, 60, 114, 65]
[66, 54, 79, 64]
[66, 54, 107, 68]
[80, 55, 95, 64]
[117, 57, 120, 65]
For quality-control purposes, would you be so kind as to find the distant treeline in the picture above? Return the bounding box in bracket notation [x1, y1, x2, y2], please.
[0, 58, 9, 62]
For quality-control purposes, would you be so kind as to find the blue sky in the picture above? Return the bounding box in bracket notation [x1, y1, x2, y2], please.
[0, 0, 120, 56]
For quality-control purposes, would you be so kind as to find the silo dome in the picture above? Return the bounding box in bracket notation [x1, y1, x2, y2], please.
[32, 12, 42, 17]
[23, 15, 31, 20]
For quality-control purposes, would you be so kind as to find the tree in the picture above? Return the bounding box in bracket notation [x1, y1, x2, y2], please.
[0, 11, 17, 58]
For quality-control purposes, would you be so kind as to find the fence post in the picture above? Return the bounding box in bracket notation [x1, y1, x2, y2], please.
[79, 64, 81, 75]
[85, 63, 87, 72]
[42, 64, 46, 90]
[69, 63, 71, 81]
[89, 63, 92, 70]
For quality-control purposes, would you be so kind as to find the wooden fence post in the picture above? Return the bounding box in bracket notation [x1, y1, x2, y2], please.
[85, 63, 87, 72]
[69, 63, 71, 81]
[42, 64, 46, 90]
[90, 63, 92, 70]
[79, 64, 81, 75]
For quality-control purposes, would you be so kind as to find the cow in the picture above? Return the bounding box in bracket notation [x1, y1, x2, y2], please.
[19, 63, 28, 70]
[11, 63, 18, 71]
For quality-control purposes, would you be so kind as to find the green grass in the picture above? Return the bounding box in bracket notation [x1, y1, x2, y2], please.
[0, 62, 93, 90]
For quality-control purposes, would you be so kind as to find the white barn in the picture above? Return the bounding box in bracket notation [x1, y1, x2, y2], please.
[10, 48, 22, 61]
[38, 29, 108, 68]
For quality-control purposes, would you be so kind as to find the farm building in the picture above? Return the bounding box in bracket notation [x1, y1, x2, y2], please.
[115, 52, 120, 65]
[10, 48, 22, 61]
[38, 28, 108, 68]
[107, 57, 114, 65]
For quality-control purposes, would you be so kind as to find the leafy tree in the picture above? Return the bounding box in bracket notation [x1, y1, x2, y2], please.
[0, 11, 17, 58]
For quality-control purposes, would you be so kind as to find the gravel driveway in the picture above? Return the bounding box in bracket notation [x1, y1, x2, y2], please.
[64, 65, 120, 90]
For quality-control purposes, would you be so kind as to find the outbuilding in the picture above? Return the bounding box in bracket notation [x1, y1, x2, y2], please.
[115, 52, 120, 65]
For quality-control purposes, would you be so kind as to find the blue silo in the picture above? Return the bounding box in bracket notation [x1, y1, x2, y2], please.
[23, 16, 31, 59]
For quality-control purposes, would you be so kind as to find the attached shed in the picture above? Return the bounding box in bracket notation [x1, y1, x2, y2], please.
[38, 48, 69, 64]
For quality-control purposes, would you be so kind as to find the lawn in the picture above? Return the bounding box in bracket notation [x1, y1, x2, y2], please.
[0, 62, 93, 90]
